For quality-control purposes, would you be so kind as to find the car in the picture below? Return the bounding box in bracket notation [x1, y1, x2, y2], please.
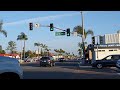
[39, 56, 55, 67]
[58, 58, 66, 62]
[116, 59, 120, 69]
[91, 54, 120, 69]
[0, 56, 23, 79]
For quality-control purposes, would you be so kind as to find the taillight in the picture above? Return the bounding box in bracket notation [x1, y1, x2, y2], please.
[48, 60, 50, 62]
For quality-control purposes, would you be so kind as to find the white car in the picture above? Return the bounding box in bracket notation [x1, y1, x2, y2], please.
[0, 56, 23, 79]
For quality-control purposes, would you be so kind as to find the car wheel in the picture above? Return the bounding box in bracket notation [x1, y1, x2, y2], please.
[96, 63, 103, 69]
[116, 60, 120, 69]
[53, 63, 55, 66]
[0, 73, 20, 79]
[116, 63, 120, 69]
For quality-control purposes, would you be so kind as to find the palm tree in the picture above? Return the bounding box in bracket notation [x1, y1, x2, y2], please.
[41, 44, 48, 56]
[73, 25, 94, 40]
[17, 32, 28, 60]
[73, 25, 94, 58]
[54, 49, 65, 58]
[34, 42, 41, 57]
[0, 30, 7, 37]
[45, 47, 51, 56]
[0, 20, 7, 37]
[54, 49, 59, 58]
[6, 41, 17, 54]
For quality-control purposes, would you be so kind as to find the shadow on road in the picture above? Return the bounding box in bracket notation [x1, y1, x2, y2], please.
[23, 70, 120, 79]
[21, 62, 79, 67]
[61, 66, 117, 73]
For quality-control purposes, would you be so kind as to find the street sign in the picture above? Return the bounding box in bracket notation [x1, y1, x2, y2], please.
[73, 32, 77, 36]
[34, 23, 40, 28]
[55, 32, 65, 36]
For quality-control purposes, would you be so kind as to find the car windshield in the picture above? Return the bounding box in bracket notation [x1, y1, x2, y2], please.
[41, 57, 50, 60]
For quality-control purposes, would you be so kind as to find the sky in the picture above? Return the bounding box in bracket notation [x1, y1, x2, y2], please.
[0, 11, 120, 55]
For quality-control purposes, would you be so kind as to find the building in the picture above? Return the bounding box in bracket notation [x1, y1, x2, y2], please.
[0, 54, 20, 59]
[86, 44, 120, 63]
[98, 31, 120, 44]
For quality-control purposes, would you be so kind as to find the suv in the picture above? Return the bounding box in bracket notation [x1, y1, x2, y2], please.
[92, 54, 120, 69]
[39, 56, 55, 67]
[58, 58, 66, 62]
[0, 56, 23, 79]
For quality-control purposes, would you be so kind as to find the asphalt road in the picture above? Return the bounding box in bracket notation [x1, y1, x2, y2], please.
[21, 60, 120, 79]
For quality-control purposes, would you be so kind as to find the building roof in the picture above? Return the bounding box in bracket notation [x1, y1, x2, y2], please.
[0, 54, 20, 56]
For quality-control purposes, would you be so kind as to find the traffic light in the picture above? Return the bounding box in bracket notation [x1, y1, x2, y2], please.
[29, 23, 33, 30]
[66, 28, 70, 36]
[50, 23, 54, 31]
[99, 36, 103, 44]
[92, 36, 95, 44]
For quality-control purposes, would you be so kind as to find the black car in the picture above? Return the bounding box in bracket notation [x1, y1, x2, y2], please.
[91, 54, 120, 69]
[58, 58, 66, 62]
[39, 56, 55, 67]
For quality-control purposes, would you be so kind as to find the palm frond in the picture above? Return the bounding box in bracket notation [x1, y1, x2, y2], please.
[0, 30, 7, 37]
[86, 29, 94, 36]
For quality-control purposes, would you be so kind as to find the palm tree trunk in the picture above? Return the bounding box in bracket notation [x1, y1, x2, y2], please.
[38, 47, 39, 57]
[23, 40, 25, 60]
[21, 41, 22, 60]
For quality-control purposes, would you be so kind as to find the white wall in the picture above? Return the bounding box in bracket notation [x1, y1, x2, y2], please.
[105, 33, 119, 44]
[94, 48, 120, 60]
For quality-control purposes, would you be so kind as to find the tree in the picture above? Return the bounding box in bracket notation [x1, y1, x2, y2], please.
[73, 25, 94, 60]
[73, 25, 94, 39]
[0, 50, 6, 54]
[17, 32, 28, 60]
[41, 44, 48, 56]
[0, 20, 7, 37]
[6, 41, 17, 54]
[34, 42, 41, 57]
[54, 48, 65, 58]
[45, 48, 51, 56]
[78, 42, 83, 58]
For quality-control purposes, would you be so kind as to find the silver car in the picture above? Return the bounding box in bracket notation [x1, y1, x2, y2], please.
[0, 56, 23, 79]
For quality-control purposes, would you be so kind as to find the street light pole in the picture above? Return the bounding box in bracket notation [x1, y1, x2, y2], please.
[81, 11, 85, 64]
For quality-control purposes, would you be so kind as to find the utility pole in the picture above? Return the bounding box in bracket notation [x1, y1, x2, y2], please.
[0, 20, 3, 30]
[81, 11, 85, 64]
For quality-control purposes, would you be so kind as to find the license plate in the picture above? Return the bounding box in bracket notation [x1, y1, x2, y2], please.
[43, 61, 46, 62]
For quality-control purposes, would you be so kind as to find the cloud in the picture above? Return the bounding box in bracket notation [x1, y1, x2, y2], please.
[3, 12, 80, 26]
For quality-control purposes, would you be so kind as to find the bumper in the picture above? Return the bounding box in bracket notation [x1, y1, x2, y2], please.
[40, 62, 51, 66]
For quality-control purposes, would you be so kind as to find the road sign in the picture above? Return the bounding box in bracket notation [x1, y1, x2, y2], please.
[34, 23, 40, 28]
[73, 32, 77, 36]
[55, 32, 65, 36]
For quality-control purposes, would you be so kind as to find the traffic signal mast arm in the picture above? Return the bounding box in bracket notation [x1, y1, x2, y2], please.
[29, 23, 72, 36]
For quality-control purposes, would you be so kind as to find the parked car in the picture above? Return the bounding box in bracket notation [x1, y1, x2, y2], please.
[91, 54, 120, 69]
[39, 56, 55, 67]
[58, 58, 66, 62]
[0, 56, 23, 79]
